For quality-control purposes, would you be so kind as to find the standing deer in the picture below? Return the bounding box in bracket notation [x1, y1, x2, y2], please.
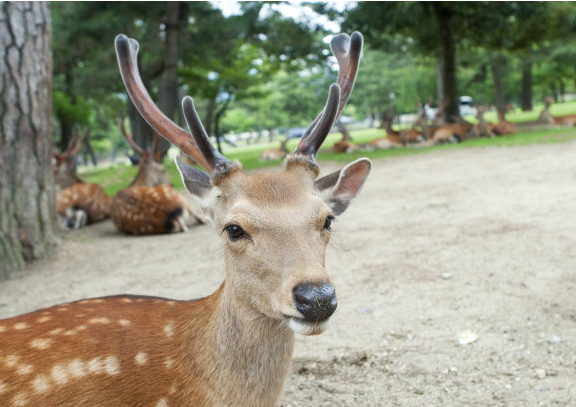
[0, 32, 369, 407]
[52, 129, 111, 229]
[538, 96, 576, 127]
[110, 117, 204, 234]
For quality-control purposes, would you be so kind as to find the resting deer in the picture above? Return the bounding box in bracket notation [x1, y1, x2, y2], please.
[52, 129, 111, 229]
[367, 104, 425, 150]
[490, 110, 516, 136]
[538, 96, 576, 127]
[110, 117, 204, 234]
[259, 139, 288, 161]
[0, 32, 369, 407]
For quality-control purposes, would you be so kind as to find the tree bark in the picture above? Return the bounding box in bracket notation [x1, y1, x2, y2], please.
[433, 4, 459, 122]
[0, 2, 59, 279]
[521, 60, 533, 111]
[157, 1, 180, 159]
[490, 61, 506, 120]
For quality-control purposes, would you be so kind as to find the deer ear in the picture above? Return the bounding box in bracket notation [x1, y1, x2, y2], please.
[175, 155, 213, 202]
[315, 158, 371, 215]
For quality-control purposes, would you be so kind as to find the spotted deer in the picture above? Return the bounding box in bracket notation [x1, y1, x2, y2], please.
[110, 117, 204, 234]
[538, 96, 576, 127]
[52, 129, 111, 229]
[0, 32, 369, 407]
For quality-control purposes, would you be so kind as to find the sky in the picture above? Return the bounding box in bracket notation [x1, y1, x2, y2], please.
[211, 1, 353, 34]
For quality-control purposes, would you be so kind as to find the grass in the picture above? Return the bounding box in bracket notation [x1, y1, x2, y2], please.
[82, 102, 576, 196]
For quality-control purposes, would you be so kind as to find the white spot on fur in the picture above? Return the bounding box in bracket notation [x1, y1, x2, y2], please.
[4, 354, 20, 368]
[36, 316, 52, 323]
[88, 357, 104, 374]
[88, 317, 111, 324]
[120, 298, 133, 303]
[31, 375, 51, 393]
[30, 338, 52, 350]
[164, 357, 174, 369]
[56, 308, 68, 312]
[156, 397, 168, 407]
[17, 364, 34, 375]
[63, 330, 77, 336]
[118, 319, 131, 327]
[0, 325, 6, 333]
[68, 359, 87, 378]
[51, 364, 69, 385]
[75, 325, 87, 331]
[13, 322, 30, 330]
[163, 324, 174, 337]
[12, 392, 29, 406]
[134, 352, 148, 366]
[48, 328, 64, 335]
[105, 356, 120, 375]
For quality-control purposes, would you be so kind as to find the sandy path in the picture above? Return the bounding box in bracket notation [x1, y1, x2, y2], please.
[1, 141, 575, 406]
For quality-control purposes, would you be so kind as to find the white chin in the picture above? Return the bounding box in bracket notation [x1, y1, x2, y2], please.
[287, 317, 330, 336]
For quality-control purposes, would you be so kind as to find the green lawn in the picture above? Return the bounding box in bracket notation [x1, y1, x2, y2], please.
[82, 102, 576, 196]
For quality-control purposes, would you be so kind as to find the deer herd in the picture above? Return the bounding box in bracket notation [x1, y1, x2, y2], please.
[2, 29, 576, 407]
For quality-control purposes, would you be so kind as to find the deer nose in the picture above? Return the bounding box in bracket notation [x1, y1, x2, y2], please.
[292, 282, 337, 321]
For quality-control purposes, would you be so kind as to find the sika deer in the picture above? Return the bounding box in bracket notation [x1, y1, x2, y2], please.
[110, 117, 204, 234]
[52, 129, 111, 229]
[259, 139, 288, 161]
[538, 96, 576, 127]
[0, 31, 369, 407]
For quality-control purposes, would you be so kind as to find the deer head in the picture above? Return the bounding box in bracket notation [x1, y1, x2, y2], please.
[115, 32, 370, 335]
[52, 129, 88, 189]
[119, 115, 172, 187]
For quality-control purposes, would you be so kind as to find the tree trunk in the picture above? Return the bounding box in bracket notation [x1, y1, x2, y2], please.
[490, 61, 506, 120]
[0, 2, 59, 280]
[157, 1, 180, 159]
[433, 4, 458, 122]
[520, 59, 533, 111]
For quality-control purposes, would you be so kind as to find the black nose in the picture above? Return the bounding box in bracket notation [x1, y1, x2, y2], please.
[292, 282, 337, 322]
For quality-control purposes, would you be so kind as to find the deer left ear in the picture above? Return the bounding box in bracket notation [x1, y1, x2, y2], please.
[315, 158, 371, 215]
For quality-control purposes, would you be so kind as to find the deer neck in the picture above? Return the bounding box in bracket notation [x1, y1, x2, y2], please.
[184, 281, 295, 407]
[130, 161, 151, 187]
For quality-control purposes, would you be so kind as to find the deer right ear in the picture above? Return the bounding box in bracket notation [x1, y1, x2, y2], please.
[315, 158, 371, 215]
[175, 156, 214, 208]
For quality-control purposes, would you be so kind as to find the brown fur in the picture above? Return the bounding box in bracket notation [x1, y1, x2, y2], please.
[57, 183, 111, 224]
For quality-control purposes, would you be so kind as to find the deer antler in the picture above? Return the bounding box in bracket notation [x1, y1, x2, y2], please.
[60, 129, 88, 160]
[294, 32, 363, 159]
[119, 114, 147, 158]
[115, 34, 221, 173]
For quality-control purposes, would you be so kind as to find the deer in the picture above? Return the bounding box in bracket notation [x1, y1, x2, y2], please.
[538, 96, 576, 127]
[490, 109, 516, 136]
[52, 129, 111, 229]
[0, 32, 370, 407]
[259, 139, 288, 162]
[367, 103, 425, 150]
[110, 116, 204, 235]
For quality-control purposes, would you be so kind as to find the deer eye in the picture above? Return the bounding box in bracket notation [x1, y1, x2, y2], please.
[323, 216, 335, 231]
[224, 224, 246, 241]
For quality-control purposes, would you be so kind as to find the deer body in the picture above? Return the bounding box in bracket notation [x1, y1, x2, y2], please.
[0, 32, 369, 406]
[110, 121, 203, 235]
[52, 130, 111, 229]
[259, 139, 288, 162]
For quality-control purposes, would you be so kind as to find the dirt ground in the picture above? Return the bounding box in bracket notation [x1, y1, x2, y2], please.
[1, 141, 575, 406]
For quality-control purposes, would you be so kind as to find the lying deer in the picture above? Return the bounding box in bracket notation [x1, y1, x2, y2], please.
[52, 129, 111, 229]
[367, 104, 425, 150]
[0, 32, 369, 407]
[259, 139, 288, 161]
[110, 117, 204, 234]
[538, 96, 576, 127]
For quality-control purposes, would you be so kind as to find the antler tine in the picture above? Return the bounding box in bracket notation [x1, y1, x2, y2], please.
[181, 97, 230, 172]
[115, 34, 212, 172]
[295, 32, 363, 158]
[119, 115, 146, 157]
[61, 129, 87, 159]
